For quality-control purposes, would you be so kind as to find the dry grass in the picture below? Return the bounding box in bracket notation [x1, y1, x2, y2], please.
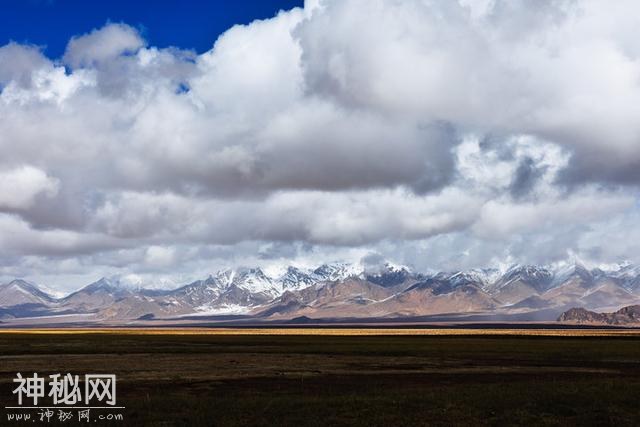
[2, 332, 640, 425]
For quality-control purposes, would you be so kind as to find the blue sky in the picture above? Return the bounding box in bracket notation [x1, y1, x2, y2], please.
[0, 0, 303, 58]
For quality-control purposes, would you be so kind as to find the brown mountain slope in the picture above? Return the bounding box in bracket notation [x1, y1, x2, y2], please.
[256, 278, 397, 319]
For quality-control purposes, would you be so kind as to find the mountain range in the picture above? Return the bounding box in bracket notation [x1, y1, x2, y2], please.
[2, 261, 640, 324]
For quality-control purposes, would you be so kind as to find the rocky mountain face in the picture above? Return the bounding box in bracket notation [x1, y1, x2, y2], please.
[1, 261, 640, 323]
[0, 279, 56, 307]
[558, 305, 640, 325]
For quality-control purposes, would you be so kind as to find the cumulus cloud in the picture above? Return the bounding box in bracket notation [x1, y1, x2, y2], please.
[144, 246, 177, 269]
[473, 190, 635, 239]
[0, 214, 119, 257]
[0, 43, 49, 88]
[88, 187, 480, 246]
[298, 0, 640, 183]
[0, 166, 59, 210]
[63, 23, 145, 68]
[0, 0, 639, 288]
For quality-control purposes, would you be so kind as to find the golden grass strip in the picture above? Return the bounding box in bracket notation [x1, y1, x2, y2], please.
[0, 328, 639, 337]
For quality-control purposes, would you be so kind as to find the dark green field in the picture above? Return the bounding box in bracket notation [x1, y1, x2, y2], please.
[1, 332, 640, 426]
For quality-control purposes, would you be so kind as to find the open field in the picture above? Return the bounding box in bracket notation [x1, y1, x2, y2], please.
[2, 326, 640, 336]
[1, 330, 640, 425]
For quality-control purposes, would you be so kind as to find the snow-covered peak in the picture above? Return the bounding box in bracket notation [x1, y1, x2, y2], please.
[364, 261, 410, 274]
[448, 268, 502, 288]
[6, 279, 40, 291]
[233, 267, 278, 295]
[212, 269, 235, 287]
[604, 262, 640, 279]
[77, 276, 138, 296]
[277, 266, 317, 291]
[0, 279, 55, 306]
[364, 262, 413, 287]
[598, 262, 640, 290]
[503, 264, 553, 282]
[550, 262, 592, 285]
[484, 264, 555, 293]
[313, 262, 363, 282]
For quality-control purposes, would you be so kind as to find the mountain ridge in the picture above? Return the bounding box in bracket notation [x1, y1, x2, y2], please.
[2, 260, 640, 323]
[558, 305, 640, 325]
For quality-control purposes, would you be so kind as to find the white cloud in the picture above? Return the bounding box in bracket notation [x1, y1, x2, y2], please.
[297, 0, 640, 180]
[144, 246, 177, 268]
[0, 1, 639, 288]
[63, 23, 145, 68]
[473, 190, 635, 239]
[0, 166, 59, 210]
[0, 213, 118, 256]
[0, 43, 49, 87]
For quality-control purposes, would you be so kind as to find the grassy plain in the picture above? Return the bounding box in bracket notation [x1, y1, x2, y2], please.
[0, 329, 639, 426]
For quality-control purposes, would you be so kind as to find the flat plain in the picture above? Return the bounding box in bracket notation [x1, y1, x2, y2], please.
[1, 329, 640, 426]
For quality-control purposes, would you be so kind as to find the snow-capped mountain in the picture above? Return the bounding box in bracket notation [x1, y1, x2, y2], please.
[313, 263, 363, 282]
[162, 274, 229, 308]
[551, 262, 593, 287]
[277, 267, 318, 291]
[364, 263, 414, 288]
[2, 260, 640, 323]
[0, 279, 56, 307]
[443, 268, 502, 289]
[232, 268, 279, 296]
[61, 277, 137, 313]
[603, 263, 640, 291]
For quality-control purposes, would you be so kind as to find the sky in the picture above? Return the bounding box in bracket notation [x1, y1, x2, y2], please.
[1, 0, 640, 292]
[0, 0, 303, 57]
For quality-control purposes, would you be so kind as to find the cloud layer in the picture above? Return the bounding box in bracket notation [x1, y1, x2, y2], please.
[1, 0, 639, 290]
